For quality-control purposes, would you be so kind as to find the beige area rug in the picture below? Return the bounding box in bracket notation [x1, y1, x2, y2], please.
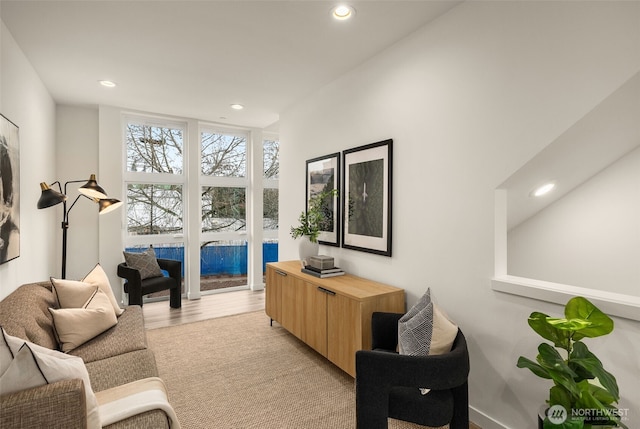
[147, 311, 448, 429]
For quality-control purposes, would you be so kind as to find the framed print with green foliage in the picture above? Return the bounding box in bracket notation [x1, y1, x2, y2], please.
[306, 153, 340, 246]
[342, 139, 392, 256]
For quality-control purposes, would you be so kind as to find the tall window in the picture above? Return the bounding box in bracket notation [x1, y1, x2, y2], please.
[123, 118, 186, 300]
[123, 115, 278, 300]
[263, 137, 279, 268]
[200, 128, 248, 293]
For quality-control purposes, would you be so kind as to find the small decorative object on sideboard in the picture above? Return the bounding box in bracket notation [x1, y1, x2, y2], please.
[301, 265, 345, 278]
[308, 255, 334, 270]
[303, 255, 344, 277]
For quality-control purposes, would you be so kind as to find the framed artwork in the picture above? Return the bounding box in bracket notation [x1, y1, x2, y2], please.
[306, 153, 340, 246]
[0, 114, 20, 264]
[342, 139, 392, 256]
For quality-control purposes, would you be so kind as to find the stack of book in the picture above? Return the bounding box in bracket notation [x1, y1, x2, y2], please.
[301, 265, 345, 278]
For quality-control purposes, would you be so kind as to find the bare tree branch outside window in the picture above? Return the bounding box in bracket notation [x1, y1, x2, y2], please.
[263, 139, 279, 231]
[126, 122, 279, 237]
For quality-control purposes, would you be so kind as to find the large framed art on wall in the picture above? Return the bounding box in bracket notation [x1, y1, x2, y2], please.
[342, 139, 392, 257]
[306, 152, 340, 246]
[0, 114, 20, 264]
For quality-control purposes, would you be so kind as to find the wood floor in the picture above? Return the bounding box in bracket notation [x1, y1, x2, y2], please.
[142, 290, 482, 429]
[142, 288, 266, 330]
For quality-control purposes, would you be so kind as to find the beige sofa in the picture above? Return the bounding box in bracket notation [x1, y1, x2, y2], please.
[0, 281, 173, 428]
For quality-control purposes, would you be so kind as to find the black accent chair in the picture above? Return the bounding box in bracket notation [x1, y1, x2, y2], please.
[355, 312, 470, 429]
[117, 259, 182, 308]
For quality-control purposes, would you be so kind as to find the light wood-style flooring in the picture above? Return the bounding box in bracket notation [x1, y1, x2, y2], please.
[142, 290, 482, 429]
[142, 288, 265, 330]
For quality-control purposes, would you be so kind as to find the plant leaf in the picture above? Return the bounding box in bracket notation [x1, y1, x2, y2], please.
[549, 385, 572, 410]
[570, 342, 619, 401]
[528, 312, 571, 350]
[564, 297, 614, 340]
[537, 344, 581, 397]
[517, 356, 552, 379]
[546, 317, 592, 331]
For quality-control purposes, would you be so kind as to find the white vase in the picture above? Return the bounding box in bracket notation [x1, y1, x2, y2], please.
[298, 236, 319, 266]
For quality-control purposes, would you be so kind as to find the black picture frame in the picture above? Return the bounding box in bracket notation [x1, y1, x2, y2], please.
[1, 114, 20, 265]
[342, 139, 392, 256]
[306, 153, 341, 246]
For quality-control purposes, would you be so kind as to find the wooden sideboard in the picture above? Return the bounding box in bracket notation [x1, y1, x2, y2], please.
[265, 260, 405, 377]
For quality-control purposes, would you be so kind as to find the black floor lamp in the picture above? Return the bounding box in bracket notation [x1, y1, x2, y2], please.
[37, 174, 123, 279]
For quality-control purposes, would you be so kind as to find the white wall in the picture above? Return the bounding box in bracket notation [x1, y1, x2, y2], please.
[508, 147, 640, 296]
[279, 2, 640, 428]
[0, 21, 57, 299]
[56, 105, 101, 280]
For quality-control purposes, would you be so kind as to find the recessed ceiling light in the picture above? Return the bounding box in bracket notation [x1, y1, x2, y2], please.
[332, 4, 355, 20]
[99, 80, 116, 88]
[532, 182, 556, 197]
[230, 104, 244, 110]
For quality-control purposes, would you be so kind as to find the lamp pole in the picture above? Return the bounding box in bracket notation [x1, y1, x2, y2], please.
[60, 179, 92, 279]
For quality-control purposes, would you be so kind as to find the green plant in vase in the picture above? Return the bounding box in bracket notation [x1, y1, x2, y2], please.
[290, 188, 338, 243]
[517, 297, 626, 429]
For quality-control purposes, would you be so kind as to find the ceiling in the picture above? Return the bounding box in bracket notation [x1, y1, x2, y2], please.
[1, 0, 461, 130]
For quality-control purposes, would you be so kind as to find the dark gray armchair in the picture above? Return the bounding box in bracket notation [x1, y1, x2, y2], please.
[117, 258, 182, 308]
[355, 312, 470, 429]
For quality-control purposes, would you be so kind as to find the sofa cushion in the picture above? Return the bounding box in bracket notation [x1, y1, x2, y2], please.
[86, 349, 159, 392]
[0, 282, 58, 350]
[70, 305, 148, 364]
[49, 289, 119, 352]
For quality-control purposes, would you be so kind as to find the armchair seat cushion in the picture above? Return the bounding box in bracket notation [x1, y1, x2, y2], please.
[389, 386, 453, 427]
[124, 276, 175, 296]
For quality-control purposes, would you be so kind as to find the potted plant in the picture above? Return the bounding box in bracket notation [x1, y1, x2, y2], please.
[290, 188, 337, 263]
[517, 297, 626, 429]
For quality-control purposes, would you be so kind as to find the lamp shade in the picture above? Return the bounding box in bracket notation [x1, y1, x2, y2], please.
[78, 174, 107, 199]
[37, 182, 66, 209]
[98, 198, 123, 215]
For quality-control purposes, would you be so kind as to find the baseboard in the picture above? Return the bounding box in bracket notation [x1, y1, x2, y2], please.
[470, 406, 510, 429]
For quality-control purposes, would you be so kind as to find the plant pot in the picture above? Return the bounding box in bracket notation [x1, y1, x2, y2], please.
[298, 236, 319, 266]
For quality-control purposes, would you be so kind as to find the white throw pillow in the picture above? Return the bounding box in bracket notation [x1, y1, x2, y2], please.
[0, 344, 48, 395]
[83, 263, 125, 316]
[49, 288, 118, 352]
[51, 277, 100, 309]
[51, 263, 123, 317]
[1, 328, 101, 429]
[0, 326, 14, 376]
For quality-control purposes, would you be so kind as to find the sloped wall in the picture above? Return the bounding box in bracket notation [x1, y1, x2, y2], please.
[508, 147, 639, 295]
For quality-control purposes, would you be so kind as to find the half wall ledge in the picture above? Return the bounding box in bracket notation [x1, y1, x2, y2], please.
[492, 275, 640, 322]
